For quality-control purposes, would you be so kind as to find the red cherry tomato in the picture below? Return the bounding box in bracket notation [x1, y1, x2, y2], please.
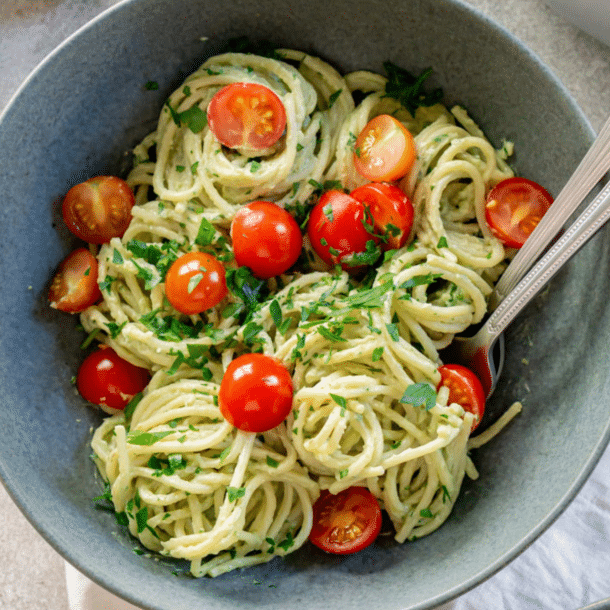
[485, 177, 553, 248]
[437, 364, 485, 431]
[48, 248, 102, 313]
[207, 82, 287, 150]
[62, 176, 134, 244]
[231, 201, 302, 279]
[350, 183, 414, 250]
[353, 114, 416, 182]
[164, 251, 228, 315]
[76, 346, 150, 410]
[309, 487, 382, 555]
[307, 190, 379, 270]
[218, 353, 293, 432]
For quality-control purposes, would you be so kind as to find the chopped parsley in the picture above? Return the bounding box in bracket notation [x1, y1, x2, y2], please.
[227, 486, 246, 502]
[400, 383, 437, 411]
[383, 61, 443, 115]
[165, 100, 208, 133]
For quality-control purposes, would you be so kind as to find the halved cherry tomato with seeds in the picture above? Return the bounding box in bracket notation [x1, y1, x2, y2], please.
[307, 190, 380, 270]
[207, 82, 286, 151]
[76, 346, 150, 411]
[164, 251, 228, 315]
[231, 201, 302, 278]
[218, 353, 293, 432]
[485, 177, 553, 249]
[62, 176, 134, 244]
[437, 364, 485, 431]
[309, 487, 382, 555]
[350, 183, 414, 250]
[48, 248, 101, 313]
[353, 114, 416, 182]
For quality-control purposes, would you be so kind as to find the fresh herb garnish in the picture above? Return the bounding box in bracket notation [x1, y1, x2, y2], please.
[400, 383, 437, 411]
[383, 61, 443, 115]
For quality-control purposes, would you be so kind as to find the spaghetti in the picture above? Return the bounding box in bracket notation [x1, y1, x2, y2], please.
[86, 47, 520, 576]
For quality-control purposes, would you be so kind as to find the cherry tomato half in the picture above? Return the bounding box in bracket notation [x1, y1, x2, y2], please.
[62, 176, 134, 244]
[207, 82, 287, 151]
[309, 487, 382, 555]
[485, 177, 553, 249]
[231, 201, 302, 279]
[437, 364, 485, 431]
[48, 248, 101, 313]
[164, 251, 228, 315]
[307, 189, 379, 270]
[353, 114, 416, 182]
[76, 346, 150, 410]
[218, 353, 293, 432]
[350, 183, 414, 250]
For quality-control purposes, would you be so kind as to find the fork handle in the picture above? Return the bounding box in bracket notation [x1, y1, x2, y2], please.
[486, 178, 610, 338]
[490, 115, 610, 309]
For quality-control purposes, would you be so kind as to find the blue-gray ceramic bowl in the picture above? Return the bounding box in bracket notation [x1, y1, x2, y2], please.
[0, 1, 608, 609]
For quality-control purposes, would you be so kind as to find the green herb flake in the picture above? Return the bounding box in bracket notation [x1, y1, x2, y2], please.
[383, 61, 443, 115]
[145, 81, 159, 91]
[329, 394, 346, 410]
[227, 486, 246, 502]
[99, 275, 116, 293]
[328, 89, 342, 108]
[372, 346, 384, 362]
[266, 455, 279, 468]
[123, 392, 143, 419]
[165, 100, 208, 133]
[399, 273, 443, 291]
[127, 430, 173, 446]
[277, 531, 294, 551]
[187, 272, 204, 294]
[269, 299, 283, 328]
[136, 506, 149, 533]
[385, 322, 400, 342]
[400, 383, 437, 411]
[109, 249, 123, 265]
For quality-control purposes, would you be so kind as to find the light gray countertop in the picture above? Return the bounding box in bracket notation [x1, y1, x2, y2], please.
[1, 1, 609, 609]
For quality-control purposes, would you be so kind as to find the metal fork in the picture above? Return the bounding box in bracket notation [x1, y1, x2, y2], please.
[445, 178, 610, 399]
[489, 114, 610, 310]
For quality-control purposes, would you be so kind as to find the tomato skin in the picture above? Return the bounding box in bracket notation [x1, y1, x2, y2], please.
[62, 176, 134, 244]
[309, 487, 382, 555]
[231, 201, 302, 279]
[164, 251, 228, 315]
[76, 346, 150, 410]
[218, 353, 293, 432]
[485, 177, 553, 248]
[350, 183, 414, 250]
[207, 82, 286, 151]
[353, 114, 416, 182]
[307, 190, 378, 270]
[437, 364, 485, 431]
[48, 248, 102, 313]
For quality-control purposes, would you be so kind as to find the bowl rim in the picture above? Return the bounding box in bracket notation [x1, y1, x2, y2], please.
[0, 0, 604, 609]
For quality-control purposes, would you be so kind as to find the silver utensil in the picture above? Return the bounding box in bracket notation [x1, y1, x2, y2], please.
[489, 114, 610, 310]
[447, 178, 610, 399]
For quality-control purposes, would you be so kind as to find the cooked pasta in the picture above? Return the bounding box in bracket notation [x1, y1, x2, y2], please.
[86, 47, 521, 576]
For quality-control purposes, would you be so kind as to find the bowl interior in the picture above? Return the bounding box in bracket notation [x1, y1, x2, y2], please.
[0, 0, 607, 609]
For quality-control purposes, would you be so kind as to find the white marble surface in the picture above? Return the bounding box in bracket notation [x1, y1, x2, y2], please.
[1, 1, 609, 609]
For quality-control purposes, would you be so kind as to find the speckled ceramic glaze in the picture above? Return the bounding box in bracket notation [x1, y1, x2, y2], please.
[0, 0, 607, 609]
